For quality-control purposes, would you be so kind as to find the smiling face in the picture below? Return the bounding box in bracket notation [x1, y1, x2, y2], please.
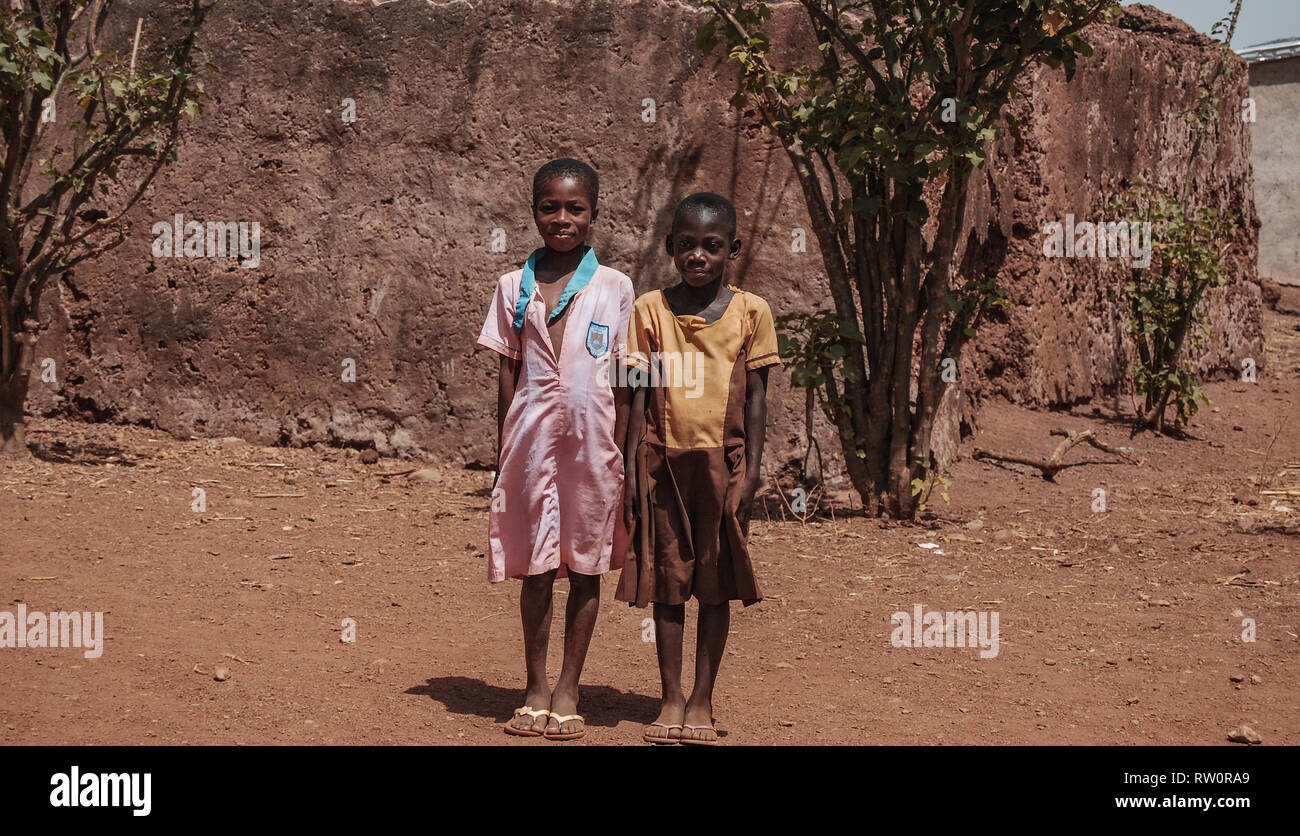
[665, 207, 740, 287]
[533, 176, 597, 253]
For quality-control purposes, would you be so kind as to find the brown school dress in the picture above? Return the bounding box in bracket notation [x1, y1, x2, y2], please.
[615, 287, 780, 608]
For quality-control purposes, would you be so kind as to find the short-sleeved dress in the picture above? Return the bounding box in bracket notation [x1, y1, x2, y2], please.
[477, 255, 635, 581]
[614, 286, 780, 608]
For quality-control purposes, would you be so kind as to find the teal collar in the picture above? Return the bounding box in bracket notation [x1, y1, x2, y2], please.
[512, 246, 599, 335]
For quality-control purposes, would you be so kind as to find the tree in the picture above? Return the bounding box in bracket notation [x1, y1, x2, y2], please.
[1, 0, 208, 456]
[1112, 0, 1243, 436]
[698, 0, 1114, 518]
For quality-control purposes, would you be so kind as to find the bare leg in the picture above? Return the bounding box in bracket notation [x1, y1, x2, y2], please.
[508, 570, 556, 734]
[682, 601, 729, 743]
[644, 602, 686, 742]
[547, 570, 600, 737]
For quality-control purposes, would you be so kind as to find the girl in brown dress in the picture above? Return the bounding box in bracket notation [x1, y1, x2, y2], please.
[616, 193, 779, 745]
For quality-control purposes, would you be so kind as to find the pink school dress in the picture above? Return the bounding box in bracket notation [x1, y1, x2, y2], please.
[477, 246, 634, 581]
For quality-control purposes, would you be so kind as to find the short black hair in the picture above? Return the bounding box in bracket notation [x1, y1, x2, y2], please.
[532, 158, 599, 209]
[672, 192, 737, 237]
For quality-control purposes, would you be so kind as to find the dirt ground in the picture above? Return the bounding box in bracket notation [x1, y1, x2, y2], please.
[2, 299, 1297, 746]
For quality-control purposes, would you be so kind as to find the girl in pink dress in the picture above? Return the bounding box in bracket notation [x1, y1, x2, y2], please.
[476, 159, 633, 741]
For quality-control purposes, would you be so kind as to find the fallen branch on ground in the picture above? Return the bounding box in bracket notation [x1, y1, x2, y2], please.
[973, 429, 1142, 480]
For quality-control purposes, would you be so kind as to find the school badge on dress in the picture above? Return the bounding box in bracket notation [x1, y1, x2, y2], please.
[586, 321, 610, 358]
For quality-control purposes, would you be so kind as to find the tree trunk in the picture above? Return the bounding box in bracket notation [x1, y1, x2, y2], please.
[887, 210, 925, 518]
[0, 377, 29, 456]
[822, 367, 872, 504]
[1136, 294, 1196, 434]
[2, 292, 36, 457]
[909, 171, 969, 500]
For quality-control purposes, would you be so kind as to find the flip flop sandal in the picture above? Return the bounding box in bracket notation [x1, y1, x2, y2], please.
[643, 722, 682, 745]
[504, 706, 549, 737]
[680, 724, 718, 746]
[543, 713, 586, 741]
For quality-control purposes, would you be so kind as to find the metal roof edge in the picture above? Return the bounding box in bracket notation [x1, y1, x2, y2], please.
[1238, 40, 1300, 63]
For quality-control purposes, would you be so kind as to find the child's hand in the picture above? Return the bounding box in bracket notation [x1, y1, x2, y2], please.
[737, 475, 760, 533]
[623, 469, 637, 530]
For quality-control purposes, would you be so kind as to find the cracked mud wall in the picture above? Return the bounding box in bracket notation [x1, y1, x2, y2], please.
[26, 0, 1262, 473]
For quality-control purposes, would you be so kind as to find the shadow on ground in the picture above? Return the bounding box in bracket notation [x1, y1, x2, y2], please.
[408, 676, 662, 729]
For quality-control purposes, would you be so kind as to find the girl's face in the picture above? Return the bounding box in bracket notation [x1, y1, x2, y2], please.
[533, 176, 596, 253]
[666, 209, 740, 288]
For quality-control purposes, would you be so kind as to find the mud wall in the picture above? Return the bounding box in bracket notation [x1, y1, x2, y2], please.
[26, 0, 1263, 471]
[950, 3, 1262, 418]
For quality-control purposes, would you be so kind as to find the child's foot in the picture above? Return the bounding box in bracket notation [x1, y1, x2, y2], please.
[545, 684, 585, 740]
[505, 687, 551, 736]
[643, 698, 685, 744]
[680, 702, 717, 745]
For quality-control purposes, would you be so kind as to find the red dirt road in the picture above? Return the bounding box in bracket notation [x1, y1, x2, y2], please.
[2, 310, 1297, 745]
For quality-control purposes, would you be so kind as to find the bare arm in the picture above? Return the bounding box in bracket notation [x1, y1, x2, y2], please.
[613, 372, 631, 467]
[496, 355, 519, 481]
[737, 366, 770, 528]
[623, 384, 647, 529]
